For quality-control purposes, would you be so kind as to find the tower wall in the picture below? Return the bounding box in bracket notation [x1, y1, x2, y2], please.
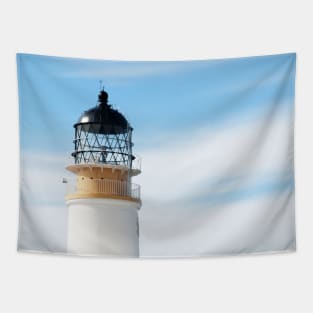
[66, 198, 140, 256]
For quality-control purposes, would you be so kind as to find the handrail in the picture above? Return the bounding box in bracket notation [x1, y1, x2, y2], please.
[64, 178, 141, 200]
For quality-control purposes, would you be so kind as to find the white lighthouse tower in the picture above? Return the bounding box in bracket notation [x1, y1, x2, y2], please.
[64, 89, 141, 257]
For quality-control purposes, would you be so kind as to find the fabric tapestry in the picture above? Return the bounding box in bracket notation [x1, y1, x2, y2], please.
[17, 53, 296, 257]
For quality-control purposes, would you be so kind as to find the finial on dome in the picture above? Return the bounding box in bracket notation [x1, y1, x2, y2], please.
[97, 80, 108, 107]
[98, 87, 109, 108]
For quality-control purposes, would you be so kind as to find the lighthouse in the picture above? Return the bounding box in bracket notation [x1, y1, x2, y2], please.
[64, 89, 141, 257]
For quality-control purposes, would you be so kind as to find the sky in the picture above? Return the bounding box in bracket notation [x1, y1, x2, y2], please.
[17, 53, 296, 256]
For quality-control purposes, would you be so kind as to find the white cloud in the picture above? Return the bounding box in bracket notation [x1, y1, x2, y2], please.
[20, 152, 70, 206]
[140, 189, 295, 257]
[135, 107, 293, 202]
[19, 153, 70, 252]
[137, 107, 294, 256]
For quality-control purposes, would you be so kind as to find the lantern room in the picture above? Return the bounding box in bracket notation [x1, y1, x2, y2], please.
[71, 89, 134, 169]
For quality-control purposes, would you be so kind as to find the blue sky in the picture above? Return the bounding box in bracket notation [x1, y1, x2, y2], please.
[17, 53, 296, 255]
[17, 53, 295, 152]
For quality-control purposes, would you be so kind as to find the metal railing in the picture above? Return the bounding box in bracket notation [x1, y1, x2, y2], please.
[64, 178, 141, 200]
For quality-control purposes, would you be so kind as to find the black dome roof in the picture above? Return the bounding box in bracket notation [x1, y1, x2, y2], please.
[74, 90, 131, 134]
